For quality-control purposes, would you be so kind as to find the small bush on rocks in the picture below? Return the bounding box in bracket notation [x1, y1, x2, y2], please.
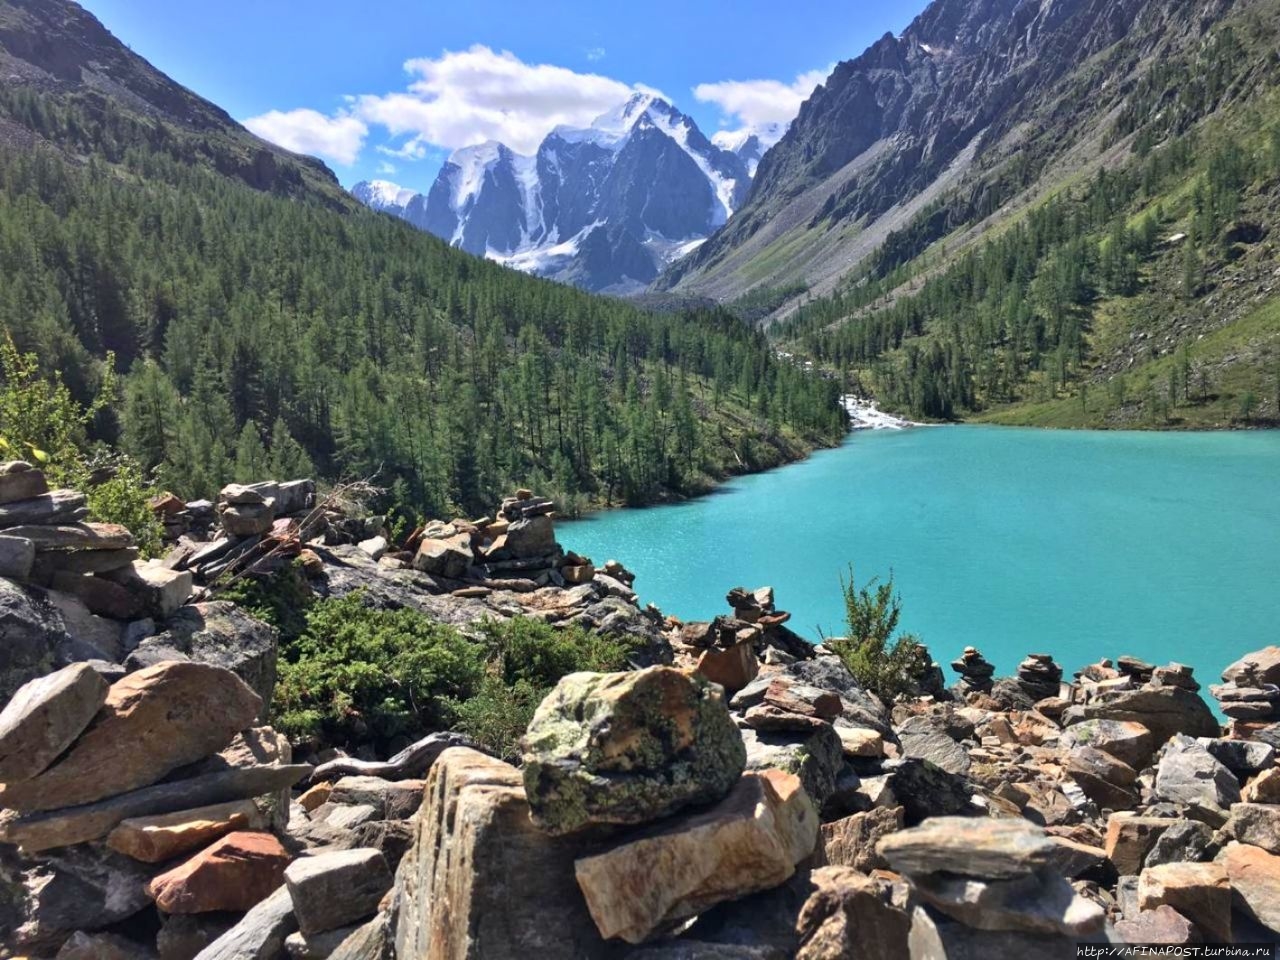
[827, 565, 928, 704]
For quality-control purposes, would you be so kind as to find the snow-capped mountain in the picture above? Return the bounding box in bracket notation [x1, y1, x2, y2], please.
[351, 94, 756, 293]
[712, 121, 788, 178]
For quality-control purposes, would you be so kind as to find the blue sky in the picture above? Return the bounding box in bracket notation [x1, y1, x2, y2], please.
[82, 0, 927, 191]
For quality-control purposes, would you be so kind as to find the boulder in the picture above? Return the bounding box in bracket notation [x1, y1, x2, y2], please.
[521, 666, 746, 835]
[107, 799, 265, 863]
[1223, 647, 1280, 688]
[285, 924, 364, 958]
[741, 724, 843, 807]
[895, 716, 971, 776]
[906, 904, 1081, 960]
[1104, 815, 1179, 876]
[1058, 719, 1155, 771]
[54, 931, 154, 959]
[192, 883, 298, 960]
[1244, 767, 1280, 804]
[1, 763, 311, 853]
[879, 817, 1056, 881]
[221, 502, 275, 538]
[2, 843, 156, 955]
[835, 726, 883, 759]
[575, 770, 818, 943]
[1138, 861, 1231, 942]
[1226, 803, 1280, 854]
[1222, 841, 1280, 934]
[4, 521, 133, 551]
[141, 603, 279, 717]
[0, 662, 108, 782]
[1153, 736, 1239, 820]
[284, 847, 391, 935]
[158, 914, 239, 960]
[1114, 905, 1202, 946]
[327, 914, 393, 960]
[880, 758, 973, 824]
[1066, 746, 1139, 810]
[0, 533, 34, 578]
[147, 831, 291, 914]
[0, 661, 262, 813]
[102, 561, 193, 620]
[503, 515, 557, 559]
[794, 867, 910, 960]
[1061, 686, 1220, 747]
[412, 536, 473, 578]
[394, 747, 609, 959]
[816, 806, 904, 873]
[0, 461, 48, 503]
[695, 642, 758, 696]
[1144, 820, 1216, 868]
[910, 869, 1104, 937]
[1197, 736, 1276, 776]
[327, 776, 425, 820]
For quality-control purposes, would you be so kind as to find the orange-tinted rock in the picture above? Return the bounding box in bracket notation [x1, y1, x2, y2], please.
[695, 641, 759, 696]
[0, 661, 261, 813]
[146, 830, 290, 914]
[107, 800, 263, 863]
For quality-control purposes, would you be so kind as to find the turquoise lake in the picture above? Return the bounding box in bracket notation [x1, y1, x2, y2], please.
[559, 426, 1280, 685]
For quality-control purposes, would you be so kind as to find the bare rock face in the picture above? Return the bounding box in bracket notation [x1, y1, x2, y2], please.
[575, 769, 818, 944]
[521, 666, 746, 836]
[394, 747, 610, 960]
[0, 662, 108, 782]
[0, 661, 262, 812]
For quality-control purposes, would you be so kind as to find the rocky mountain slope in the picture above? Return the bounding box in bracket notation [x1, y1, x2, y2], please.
[660, 0, 1246, 305]
[353, 95, 753, 293]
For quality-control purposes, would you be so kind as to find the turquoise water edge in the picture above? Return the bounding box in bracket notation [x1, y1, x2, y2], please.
[560, 426, 1280, 686]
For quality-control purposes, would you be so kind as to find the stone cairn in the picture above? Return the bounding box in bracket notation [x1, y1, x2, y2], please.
[1212, 648, 1280, 723]
[0, 460, 191, 623]
[951, 645, 995, 694]
[1016, 652, 1064, 702]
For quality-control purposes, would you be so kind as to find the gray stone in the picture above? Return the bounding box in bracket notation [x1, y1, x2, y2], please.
[1, 843, 157, 955]
[285, 848, 392, 935]
[220, 484, 270, 506]
[0, 662, 108, 782]
[741, 723, 843, 807]
[881, 758, 973, 825]
[1059, 719, 1156, 771]
[221, 502, 276, 538]
[412, 535, 473, 578]
[55, 931, 156, 959]
[0, 533, 34, 578]
[319, 803, 378, 831]
[327, 776, 425, 820]
[1222, 646, 1280, 687]
[1066, 746, 1139, 810]
[1154, 735, 1239, 819]
[912, 870, 1105, 937]
[193, 884, 298, 960]
[794, 866, 910, 960]
[275, 480, 315, 516]
[327, 913, 392, 960]
[3, 521, 133, 551]
[285, 924, 362, 958]
[521, 666, 746, 835]
[158, 913, 238, 960]
[1197, 737, 1276, 775]
[349, 820, 416, 873]
[906, 904, 1081, 960]
[102, 561, 193, 621]
[896, 715, 971, 775]
[1114, 905, 1202, 946]
[37, 546, 139, 575]
[142, 602, 279, 715]
[1225, 802, 1280, 854]
[0, 462, 48, 504]
[0, 489, 86, 528]
[357, 536, 387, 560]
[878, 817, 1055, 880]
[503, 515, 557, 558]
[1062, 686, 1220, 747]
[1144, 820, 1216, 868]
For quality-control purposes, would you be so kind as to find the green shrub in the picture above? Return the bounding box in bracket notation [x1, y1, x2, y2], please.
[273, 593, 484, 747]
[827, 565, 927, 704]
[219, 561, 315, 644]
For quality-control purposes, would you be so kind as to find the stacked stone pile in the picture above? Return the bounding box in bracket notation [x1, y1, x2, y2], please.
[951, 646, 995, 695]
[1212, 646, 1280, 722]
[0, 460, 192, 625]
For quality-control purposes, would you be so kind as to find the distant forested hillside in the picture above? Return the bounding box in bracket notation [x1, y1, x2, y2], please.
[0, 0, 843, 518]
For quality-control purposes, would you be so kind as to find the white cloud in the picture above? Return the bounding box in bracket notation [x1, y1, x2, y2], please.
[353, 45, 643, 156]
[694, 69, 828, 148]
[586, 47, 606, 62]
[243, 108, 367, 166]
[378, 161, 397, 174]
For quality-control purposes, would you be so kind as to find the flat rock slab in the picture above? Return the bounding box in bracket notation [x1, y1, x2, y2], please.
[107, 798, 265, 862]
[0, 763, 311, 852]
[0, 660, 262, 813]
[574, 769, 817, 944]
[878, 817, 1055, 881]
[285, 847, 392, 935]
[0, 533, 34, 578]
[0, 662, 107, 781]
[3, 521, 134, 551]
[0, 489, 86, 527]
[148, 830, 291, 914]
[192, 883, 298, 960]
[0, 463, 48, 504]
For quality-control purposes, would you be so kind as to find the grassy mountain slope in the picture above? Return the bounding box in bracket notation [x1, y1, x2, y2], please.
[0, 0, 844, 519]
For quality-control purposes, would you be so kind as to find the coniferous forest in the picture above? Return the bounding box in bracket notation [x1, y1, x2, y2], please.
[0, 81, 844, 518]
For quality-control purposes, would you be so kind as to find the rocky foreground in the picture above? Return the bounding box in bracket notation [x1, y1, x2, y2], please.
[1, 466, 1280, 957]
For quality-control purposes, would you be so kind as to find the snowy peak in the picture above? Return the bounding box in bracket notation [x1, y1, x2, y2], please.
[351, 92, 760, 294]
[351, 179, 418, 212]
